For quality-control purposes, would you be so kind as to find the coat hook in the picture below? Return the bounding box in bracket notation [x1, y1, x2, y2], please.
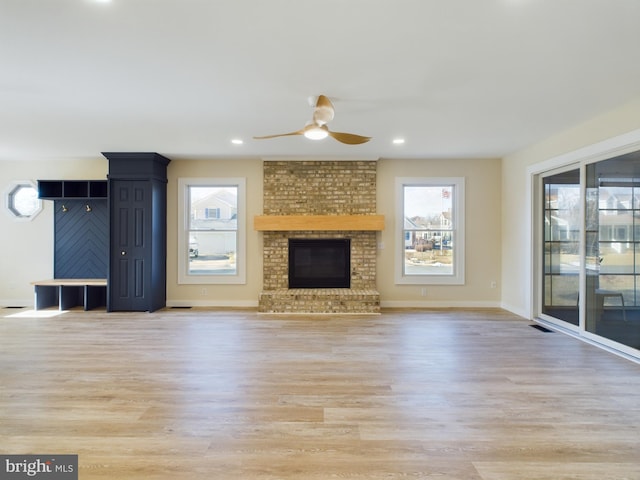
[85, 204, 92, 212]
[62, 205, 68, 212]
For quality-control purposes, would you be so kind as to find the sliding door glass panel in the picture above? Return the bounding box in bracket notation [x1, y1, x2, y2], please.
[585, 153, 640, 350]
[542, 169, 580, 325]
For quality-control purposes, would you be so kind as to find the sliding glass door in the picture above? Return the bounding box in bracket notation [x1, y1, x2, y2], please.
[540, 151, 640, 354]
[584, 154, 640, 349]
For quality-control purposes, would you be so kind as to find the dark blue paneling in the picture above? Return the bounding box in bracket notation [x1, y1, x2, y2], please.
[54, 200, 108, 278]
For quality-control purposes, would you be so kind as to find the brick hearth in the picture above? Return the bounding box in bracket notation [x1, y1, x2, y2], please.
[259, 289, 381, 314]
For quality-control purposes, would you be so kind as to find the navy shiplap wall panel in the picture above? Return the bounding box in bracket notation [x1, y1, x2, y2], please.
[54, 200, 108, 278]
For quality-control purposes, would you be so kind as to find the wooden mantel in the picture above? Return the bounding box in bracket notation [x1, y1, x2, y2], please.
[254, 215, 385, 231]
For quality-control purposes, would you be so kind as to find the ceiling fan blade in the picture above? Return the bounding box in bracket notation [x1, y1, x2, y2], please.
[328, 131, 372, 145]
[313, 94, 335, 125]
[316, 94, 334, 111]
[253, 129, 304, 140]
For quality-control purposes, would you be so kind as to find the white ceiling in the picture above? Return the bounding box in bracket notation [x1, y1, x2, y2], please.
[2, 0, 640, 162]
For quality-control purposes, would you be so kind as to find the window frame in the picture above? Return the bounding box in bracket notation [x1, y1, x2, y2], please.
[4, 180, 42, 222]
[177, 177, 246, 285]
[395, 177, 465, 285]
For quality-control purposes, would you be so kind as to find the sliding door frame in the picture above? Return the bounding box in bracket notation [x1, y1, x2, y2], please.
[526, 128, 640, 360]
[537, 164, 584, 332]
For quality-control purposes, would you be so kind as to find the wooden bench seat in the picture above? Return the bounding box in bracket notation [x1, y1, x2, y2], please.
[31, 279, 107, 311]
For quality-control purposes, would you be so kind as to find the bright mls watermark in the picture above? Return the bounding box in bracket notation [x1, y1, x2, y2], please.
[0, 455, 77, 479]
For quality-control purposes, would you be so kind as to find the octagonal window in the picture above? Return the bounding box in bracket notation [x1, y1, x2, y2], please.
[6, 181, 42, 220]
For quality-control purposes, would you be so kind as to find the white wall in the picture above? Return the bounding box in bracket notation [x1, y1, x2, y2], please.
[168, 157, 502, 308]
[0, 158, 107, 306]
[1, 155, 504, 309]
[501, 95, 640, 318]
[377, 157, 502, 307]
[166, 158, 264, 307]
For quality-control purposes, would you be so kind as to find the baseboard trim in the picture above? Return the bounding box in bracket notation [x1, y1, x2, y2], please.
[499, 302, 530, 319]
[166, 299, 259, 308]
[380, 300, 502, 309]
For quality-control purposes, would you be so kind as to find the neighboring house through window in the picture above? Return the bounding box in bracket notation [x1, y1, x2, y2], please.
[395, 177, 465, 285]
[178, 178, 246, 284]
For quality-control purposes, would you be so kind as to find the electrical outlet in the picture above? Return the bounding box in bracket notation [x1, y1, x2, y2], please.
[421, 287, 427, 297]
[200, 288, 208, 296]
[490, 281, 497, 289]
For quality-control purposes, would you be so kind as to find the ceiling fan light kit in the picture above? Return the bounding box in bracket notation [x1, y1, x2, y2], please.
[254, 95, 371, 145]
[303, 124, 329, 140]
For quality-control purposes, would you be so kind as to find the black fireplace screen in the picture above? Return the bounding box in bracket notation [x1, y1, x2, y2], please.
[288, 238, 350, 288]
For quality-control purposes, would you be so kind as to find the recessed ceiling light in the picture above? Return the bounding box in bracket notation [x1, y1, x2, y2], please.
[393, 138, 405, 144]
[231, 139, 243, 145]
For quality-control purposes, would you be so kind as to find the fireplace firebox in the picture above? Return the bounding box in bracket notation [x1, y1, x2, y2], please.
[288, 239, 350, 288]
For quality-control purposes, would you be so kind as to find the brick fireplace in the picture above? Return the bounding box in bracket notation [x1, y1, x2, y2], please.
[256, 160, 382, 313]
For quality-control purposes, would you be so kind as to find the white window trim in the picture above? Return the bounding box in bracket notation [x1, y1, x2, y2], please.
[395, 176, 465, 285]
[4, 180, 42, 222]
[178, 177, 246, 284]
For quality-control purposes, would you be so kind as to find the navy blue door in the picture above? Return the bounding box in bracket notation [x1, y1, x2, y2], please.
[110, 180, 150, 311]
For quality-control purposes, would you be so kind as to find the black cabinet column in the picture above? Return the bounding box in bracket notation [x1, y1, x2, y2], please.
[103, 152, 170, 312]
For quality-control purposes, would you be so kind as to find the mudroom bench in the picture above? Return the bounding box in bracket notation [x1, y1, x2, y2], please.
[31, 279, 107, 311]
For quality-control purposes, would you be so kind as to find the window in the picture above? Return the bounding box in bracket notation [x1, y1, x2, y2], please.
[5, 180, 42, 221]
[395, 177, 465, 285]
[205, 207, 221, 219]
[178, 178, 246, 284]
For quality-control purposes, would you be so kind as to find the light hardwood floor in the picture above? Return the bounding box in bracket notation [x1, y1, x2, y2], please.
[1, 307, 639, 479]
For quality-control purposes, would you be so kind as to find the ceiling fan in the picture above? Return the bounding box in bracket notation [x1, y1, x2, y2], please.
[253, 95, 371, 145]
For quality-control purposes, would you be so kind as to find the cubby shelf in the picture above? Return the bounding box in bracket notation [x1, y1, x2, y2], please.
[38, 180, 108, 199]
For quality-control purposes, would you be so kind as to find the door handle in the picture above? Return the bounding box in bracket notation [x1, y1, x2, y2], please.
[121, 251, 126, 256]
